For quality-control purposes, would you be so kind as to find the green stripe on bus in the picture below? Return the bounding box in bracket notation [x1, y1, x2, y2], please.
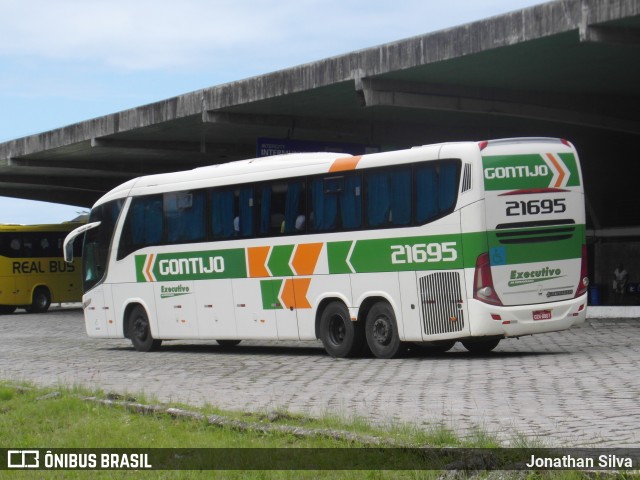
[260, 279, 283, 310]
[326, 241, 353, 274]
[267, 245, 295, 277]
[134, 225, 585, 282]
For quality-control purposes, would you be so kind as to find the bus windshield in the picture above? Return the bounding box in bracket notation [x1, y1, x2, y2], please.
[82, 199, 123, 292]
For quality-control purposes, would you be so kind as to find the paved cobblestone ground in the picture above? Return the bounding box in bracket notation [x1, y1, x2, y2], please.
[1, 307, 639, 447]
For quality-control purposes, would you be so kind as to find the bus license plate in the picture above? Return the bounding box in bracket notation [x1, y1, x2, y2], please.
[532, 310, 552, 321]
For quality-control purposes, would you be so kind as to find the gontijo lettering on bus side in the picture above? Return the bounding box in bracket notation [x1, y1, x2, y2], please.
[135, 249, 247, 282]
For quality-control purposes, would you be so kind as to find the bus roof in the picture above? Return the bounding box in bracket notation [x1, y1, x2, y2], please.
[92, 138, 574, 208]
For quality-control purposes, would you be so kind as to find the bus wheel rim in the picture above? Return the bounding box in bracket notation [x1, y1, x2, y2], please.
[328, 315, 346, 345]
[372, 316, 392, 346]
[133, 317, 148, 341]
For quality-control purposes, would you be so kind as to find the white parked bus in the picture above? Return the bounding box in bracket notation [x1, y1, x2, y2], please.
[64, 138, 588, 358]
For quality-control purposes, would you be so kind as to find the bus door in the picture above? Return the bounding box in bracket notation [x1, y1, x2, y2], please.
[481, 140, 585, 306]
[84, 286, 113, 338]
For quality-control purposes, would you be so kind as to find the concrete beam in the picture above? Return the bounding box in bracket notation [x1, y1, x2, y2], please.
[203, 112, 371, 137]
[0, 181, 104, 207]
[0, 159, 133, 178]
[360, 78, 640, 135]
[581, 25, 640, 45]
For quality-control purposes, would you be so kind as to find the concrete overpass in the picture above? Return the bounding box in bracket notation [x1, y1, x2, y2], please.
[1, 0, 639, 289]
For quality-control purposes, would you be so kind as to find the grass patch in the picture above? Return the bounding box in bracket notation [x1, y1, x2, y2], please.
[0, 382, 631, 479]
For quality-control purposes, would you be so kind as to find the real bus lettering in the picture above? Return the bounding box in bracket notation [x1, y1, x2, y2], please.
[13, 261, 45, 274]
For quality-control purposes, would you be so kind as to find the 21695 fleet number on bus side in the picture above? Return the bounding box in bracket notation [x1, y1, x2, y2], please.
[390, 242, 457, 264]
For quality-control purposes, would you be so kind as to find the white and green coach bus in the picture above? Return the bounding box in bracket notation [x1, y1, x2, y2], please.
[64, 138, 588, 358]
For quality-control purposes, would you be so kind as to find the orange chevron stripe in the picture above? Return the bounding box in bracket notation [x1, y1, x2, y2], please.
[291, 243, 323, 276]
[546, 153, 565, 188]
[248, 246, 271, 277]
[145, 254, 155, 282]
[329, 155, 361, 172]
[280, 278, 312, 310]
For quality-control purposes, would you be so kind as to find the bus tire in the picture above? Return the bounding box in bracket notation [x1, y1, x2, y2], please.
[216, 340, 241, 347]
[365, 301, 403, 359]
[462, 337, 500, 354]
[319, 301, 364, 358]
[128, 306, 162, 352]
[27, 287, 51, 313]
[0, 305, 17, 314]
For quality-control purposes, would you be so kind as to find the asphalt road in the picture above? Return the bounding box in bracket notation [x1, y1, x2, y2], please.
[1, 307, 638, 447]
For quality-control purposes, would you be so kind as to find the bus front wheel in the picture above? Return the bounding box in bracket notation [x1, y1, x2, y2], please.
[128, 306, 162, 352]
[319, 301, 364, 358]
[27, 287, 51, 313]
[365, 301, 403, 359]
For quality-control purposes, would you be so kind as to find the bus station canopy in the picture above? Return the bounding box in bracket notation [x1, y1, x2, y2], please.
[0, 0, 639, 235]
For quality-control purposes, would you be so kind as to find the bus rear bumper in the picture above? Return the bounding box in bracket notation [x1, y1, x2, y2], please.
[467, 294, 588, 338]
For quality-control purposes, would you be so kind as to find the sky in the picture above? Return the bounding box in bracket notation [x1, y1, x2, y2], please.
[0, 0, 544, 224]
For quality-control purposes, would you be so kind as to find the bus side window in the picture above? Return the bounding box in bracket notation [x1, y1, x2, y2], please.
[310, 174, 361, 232]
[237, 187, 254, 237]
[415, 161, 460, 224]
[9, 235, 22, 256]
[365, 168, 411, 227]
[22, 234, 34, 257]
[211, 189, 235, 239]
[164, 190, 206, 244]
[118, 195, 164, 258]
[257, 180, 306, 236]
[0, 234, 22, 257]
[257, 183, 276, 236]
[283, 180, 305, 234]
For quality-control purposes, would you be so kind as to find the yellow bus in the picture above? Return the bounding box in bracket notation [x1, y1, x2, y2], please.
[0, 222, 84, 313]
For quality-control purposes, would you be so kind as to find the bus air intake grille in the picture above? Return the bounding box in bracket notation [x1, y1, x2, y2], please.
[418, 272, 465, 336]
[461, 163, 472, 192]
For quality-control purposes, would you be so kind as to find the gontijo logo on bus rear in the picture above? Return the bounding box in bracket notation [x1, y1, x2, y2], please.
[482, 153, 581, 191]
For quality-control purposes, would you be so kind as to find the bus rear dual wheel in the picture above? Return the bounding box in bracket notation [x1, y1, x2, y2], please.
[319, 301, 403, 359]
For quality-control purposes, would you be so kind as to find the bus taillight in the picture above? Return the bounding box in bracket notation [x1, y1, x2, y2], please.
[473, 252, 503, 306]
[575, 245, 589, 298]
